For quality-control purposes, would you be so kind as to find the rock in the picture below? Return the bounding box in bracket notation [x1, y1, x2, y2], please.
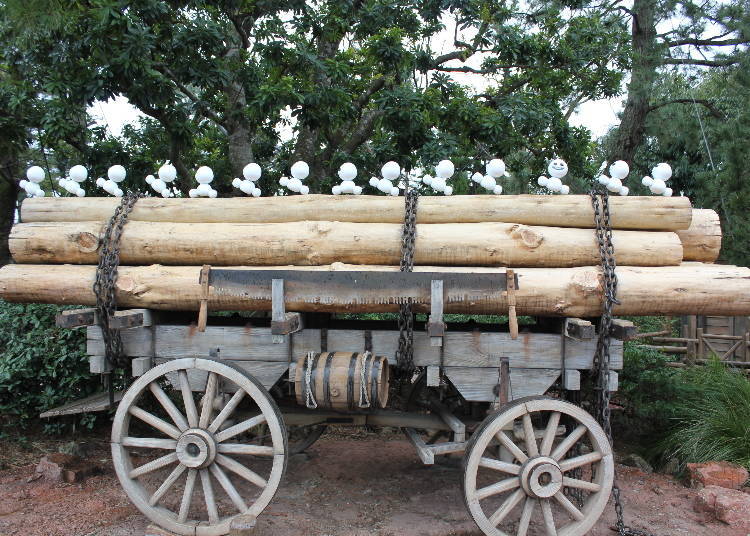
[58, 440, 92, 458]
[694, 485, 750, 529]
[621, 453, 653, 473]
[661, 457, 679, 475]
[35, 453, 101, 483]
[687, 461, 749, 490]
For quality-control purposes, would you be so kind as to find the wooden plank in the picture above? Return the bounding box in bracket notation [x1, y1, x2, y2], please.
[157, 359, 288, 391]
[271, 278, 285, 344]
[426, 365, 440, 387]
[89, 355, 112, 374]
[40, 391, 123, 418]
[132, 357, 153, 377]
[403, 427, 435, 465]
[56, 308, 98, 328]
[110, 309, 156, 330]
[443, 367, 561, 402]
[428, 279, 445, 346]
[564, 318, 595, 340]
[563, 370, 581, 390]
[610, 319, 636, 341]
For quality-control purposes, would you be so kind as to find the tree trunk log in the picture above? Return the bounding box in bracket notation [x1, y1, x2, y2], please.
[9, 220, 683, 267]
[19, 195, 693, 231]
[677, 209, 721, 262]
[1, 263, 748, 317]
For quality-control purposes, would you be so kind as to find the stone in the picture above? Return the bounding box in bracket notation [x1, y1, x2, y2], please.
[687, 461, 749, 490]
[621, 453, 653, 473]
[694, 485, 750, 528]
[35, 453, 101, 483]
[660, 457, 679, 475]
[58, 440, 92, 458]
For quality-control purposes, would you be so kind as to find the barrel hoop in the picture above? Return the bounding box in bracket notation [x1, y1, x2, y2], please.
[323, 352, 335, 408]
[347, 352, 359, 410]
[369, 355, 382, 408]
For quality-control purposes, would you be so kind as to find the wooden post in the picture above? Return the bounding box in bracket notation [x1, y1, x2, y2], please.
[271, 279, 285, 344]
[428, 279, 445, 347]
[697, 327, 704, 361]
[197, 265, 210, 332]
[506, 269, 518, 340]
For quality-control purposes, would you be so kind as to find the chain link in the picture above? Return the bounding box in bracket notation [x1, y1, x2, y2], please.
[396, 183, 419, 375]
[590, 189, 657, 536]
[92, 191, 140, 372]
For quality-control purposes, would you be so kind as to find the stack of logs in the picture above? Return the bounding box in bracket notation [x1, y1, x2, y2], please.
[1, 194, 749, 317]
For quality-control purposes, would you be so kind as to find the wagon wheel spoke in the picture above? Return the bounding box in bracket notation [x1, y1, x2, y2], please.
[217, 443, 275, 456]
[209, 462, 248, 513]
[178, 370, 199, 428]
[522, 413, 539, 457]
[516, 497, 536, 536]
[149, 381, 189, 432]
[550, 424, 587, 461]
[199, 468, 219, 523]
[476, 477, 520, 500]
[562, 476, 601, 492]
[208, 389, 245, 433]
[215, 413, 267, 443]
[540, 498, 557, 536]
[149, 463, 187, 506]
[479, 457, 521, 475]
[216, 454, 268, 488]
[559, 452, 603, 473]
[539, 411, 561, 456]
[129, 406, 181, 439]
[121, 437, 177, 450]
[199, 372, 218, 429]
[488, 487, 525, 527]
[129, 452, 178, 479]
[553, 491, 585, 521]
[496, 430, 528, 463]
[178, 468, 197, 523]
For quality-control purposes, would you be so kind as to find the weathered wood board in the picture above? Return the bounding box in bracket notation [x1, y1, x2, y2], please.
[156, 359, 288, 392]
[443, 367, 563, 402]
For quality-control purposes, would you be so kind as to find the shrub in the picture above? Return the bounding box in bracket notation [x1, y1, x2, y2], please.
[0, 300, 99, 434]
[661, 360, 750, 470]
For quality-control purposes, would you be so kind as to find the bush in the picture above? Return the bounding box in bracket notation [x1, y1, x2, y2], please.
[660, 360, 750, 470]
[0, 300, 99, 434]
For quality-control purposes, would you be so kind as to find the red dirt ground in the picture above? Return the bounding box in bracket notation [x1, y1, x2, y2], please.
[0, 431, 746, 536]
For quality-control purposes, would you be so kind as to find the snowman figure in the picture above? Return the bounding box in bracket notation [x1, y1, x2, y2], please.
[146, 161, 177, 198]
[369, 161, 401, 196]
[19, 166, 47, 197]
[642, 163, 673, 197]
[537, 158, 570, 194]
[189, 166, 218, 198]
[596, 160, 630, 196]
[471, 158, 506, 195]
[332, 162, 362, 195]
[95, 165, 125, 197]
[232, 163, 262, 197]
[422, 160, 454, 196]
[280, 161, 310, 195]
[58, 164, 88, 197]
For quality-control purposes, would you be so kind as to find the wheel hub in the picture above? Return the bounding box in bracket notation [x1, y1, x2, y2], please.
[176, 428, 217, 469]
[520, 456, 563, 498]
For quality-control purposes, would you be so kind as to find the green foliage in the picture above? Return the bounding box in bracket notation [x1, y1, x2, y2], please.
[661, 360, 750, 470]
[0, 300, 98, 434]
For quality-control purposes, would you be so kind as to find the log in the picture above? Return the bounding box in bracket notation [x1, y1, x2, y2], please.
[19, 195, 693, 230]
[9, 220, 684, 267]
[1, 262, 749, 317]
[677, 208, 722, 262]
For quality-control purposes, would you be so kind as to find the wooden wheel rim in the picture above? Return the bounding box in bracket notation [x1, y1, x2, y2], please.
[463, 397, 614, 536]
[111, 358, 287, 536]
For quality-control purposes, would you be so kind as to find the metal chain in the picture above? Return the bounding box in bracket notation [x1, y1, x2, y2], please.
[590, 189, 657, 536]
[396, 182, 419, 375]
[92, 191, 140, 372]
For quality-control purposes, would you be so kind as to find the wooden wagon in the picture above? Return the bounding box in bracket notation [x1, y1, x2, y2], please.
[51, 267, 631, 536]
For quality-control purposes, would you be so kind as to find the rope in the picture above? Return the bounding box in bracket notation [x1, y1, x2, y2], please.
[358, 352, 372, 408]
[304, 351, 318, 409]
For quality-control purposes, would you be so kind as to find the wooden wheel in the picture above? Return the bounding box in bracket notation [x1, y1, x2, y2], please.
[463, 397, 613, 536]
[111, 358, 287, 536]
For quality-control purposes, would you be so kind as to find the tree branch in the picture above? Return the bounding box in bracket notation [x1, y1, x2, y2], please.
[648, 98, 724, 118]
[667, 36, 747, 47]
[153, 65, 227, 131]
[663, 57, 740, 67]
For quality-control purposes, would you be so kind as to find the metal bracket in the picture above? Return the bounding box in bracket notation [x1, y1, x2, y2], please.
[427, 279, 446, 346]
[270, 279, 303, 343]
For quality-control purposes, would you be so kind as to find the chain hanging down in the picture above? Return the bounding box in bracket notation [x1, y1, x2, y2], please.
[396, 182, 419, 376]
[92, 191, 140, 373]
[590, 189, 657, 536]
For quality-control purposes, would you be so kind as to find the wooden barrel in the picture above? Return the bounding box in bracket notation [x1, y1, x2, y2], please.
[294, 352, 389, 410]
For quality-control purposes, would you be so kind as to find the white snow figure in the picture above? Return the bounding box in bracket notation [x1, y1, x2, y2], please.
[642, 163, 673, 196]
[537, 158, 570, 194]
[93, 165, 124, 197]
[145, 161, 178, 198]
[331, 162, 362, 195]
[20, 166, 46, 197]
[57, 164, 88, 197]
[281, 160, 310, 195]
[188, 166, 218, 198]
[369, 161, 401, 196]
[232, 162, 262, 197]
[595, 159, 630, 196]
[425, 160, 454, 195]
[472, 158, 506, 195]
